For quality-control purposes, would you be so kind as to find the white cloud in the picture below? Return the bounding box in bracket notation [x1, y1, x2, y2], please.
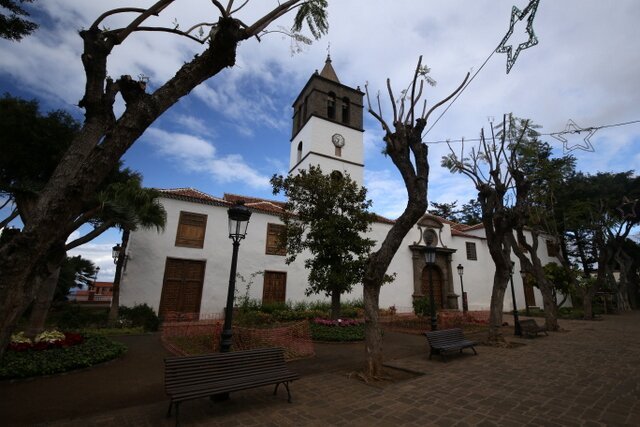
[364, 169, 409, 219]
[144, 127, 270, 189]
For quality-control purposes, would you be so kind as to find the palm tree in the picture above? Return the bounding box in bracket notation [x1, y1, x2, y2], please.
[107, 180, 166, 322]
[25, 173, 166, 336]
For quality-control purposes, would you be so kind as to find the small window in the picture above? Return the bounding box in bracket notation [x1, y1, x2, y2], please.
[266, 223, 286, 256]
[341, 97, 350, 123]
[335, 146, 342, 157]
[175, 211, 207, 248]
[465, 242, 477, 261]
[546, 240, 559, 257]
[327, 92, 336, 119]
[297, 141, 303, 163]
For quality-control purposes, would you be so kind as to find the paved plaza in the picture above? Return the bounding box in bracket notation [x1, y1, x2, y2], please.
[2, 313, 640, 426]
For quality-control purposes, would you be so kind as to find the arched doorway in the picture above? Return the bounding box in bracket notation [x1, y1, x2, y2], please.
[421, 265, 444, 309]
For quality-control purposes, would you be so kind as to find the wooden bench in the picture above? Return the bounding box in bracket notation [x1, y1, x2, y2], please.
[519, 319, 548, 338]
[424, 328, 478, 362]
[165, 347, 299, 426]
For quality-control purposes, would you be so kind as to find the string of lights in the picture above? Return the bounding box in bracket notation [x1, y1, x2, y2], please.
[423, 0, 541, 138]
[424, 118, 640, 146]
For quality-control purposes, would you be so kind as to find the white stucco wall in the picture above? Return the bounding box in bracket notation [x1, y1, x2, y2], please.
[121, 195, 566, 318]
[289, 116, 364, 186]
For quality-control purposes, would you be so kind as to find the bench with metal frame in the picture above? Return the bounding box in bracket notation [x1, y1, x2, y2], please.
[164, 347, 299, 426]
[519, 318, 549, 338]
[424, 328, 478, 362]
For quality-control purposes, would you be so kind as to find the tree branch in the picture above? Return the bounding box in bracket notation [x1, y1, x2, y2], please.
[90, 8, 147, 31]
[65, 221, 115, 251]
[423, 72, 470, 123]
[112, 0, 176, 45]
[244, 0, 299, 36]
[211, 0, 228, 18]
[0, 208, 18, 229]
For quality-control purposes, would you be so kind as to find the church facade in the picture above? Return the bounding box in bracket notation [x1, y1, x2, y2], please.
[120, 58, 560, 318]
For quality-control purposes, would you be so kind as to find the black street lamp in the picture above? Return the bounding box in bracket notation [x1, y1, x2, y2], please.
[457, 264, 468, 313]
[220, 201, 252, 353]
[509, 261, 522, 336]
[424, 233, 437, 331]
[112, 244, 121, 264]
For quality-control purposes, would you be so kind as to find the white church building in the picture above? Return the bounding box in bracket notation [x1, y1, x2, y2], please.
[120, 57, 561, 318]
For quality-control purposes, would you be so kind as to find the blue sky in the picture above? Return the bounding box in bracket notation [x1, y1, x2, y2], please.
[1, 0, 639, 280]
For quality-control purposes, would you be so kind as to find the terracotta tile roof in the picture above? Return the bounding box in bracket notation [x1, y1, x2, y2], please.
[94, 282, 113, 288]
[158, 188, 227, 206]
[451, 228, 485, 239]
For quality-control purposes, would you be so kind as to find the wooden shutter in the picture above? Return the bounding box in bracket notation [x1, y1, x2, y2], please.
[159, 258, 206, 318]
[175, 211, 207, 248]
[263, 271, 287, 304]
[265, 223, 286, 256]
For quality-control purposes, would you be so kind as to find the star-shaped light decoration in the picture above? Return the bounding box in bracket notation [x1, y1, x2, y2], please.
[551, 119, 597, 153]
[496, 0, 540, 74]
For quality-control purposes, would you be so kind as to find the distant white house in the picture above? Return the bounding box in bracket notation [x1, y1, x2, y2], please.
[120, 57, 562, 318]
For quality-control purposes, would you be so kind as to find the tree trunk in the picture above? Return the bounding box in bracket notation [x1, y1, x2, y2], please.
[0, 17, 246, 356]
[363, 283, 383, 377]
[109, 229, 130, 323]
[329, 289, 341, 320]
[487, 271, 508, 342]
[539, 284, 559, 331]
[583, 286, 597, 319]
[25, 266, 62, 338]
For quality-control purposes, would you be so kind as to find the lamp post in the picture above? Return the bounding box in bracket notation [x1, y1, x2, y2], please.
[457, 264, 468, 313]
[520, 270, 529, 316]
[112, 244, 121, 264]
[424, 234, 437, 331]
[220, 201, 252, 353]
[508, 261, 522, 336]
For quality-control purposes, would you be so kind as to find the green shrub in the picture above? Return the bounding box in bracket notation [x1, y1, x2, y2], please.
[309, 323, 365, 342]
[0, 335, 126, 379]
[52, 305, 109, 329]
[413, 296, 433, 317]
[119, 303, 160, 331]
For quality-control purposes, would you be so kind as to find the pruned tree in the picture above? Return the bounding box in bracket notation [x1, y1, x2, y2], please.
[503, 116, 575, 331]
[442, 116, 521, 342]
[271, 166, 376, 319]
[0, 0, 329, 355]
[363, 56, 469, 375]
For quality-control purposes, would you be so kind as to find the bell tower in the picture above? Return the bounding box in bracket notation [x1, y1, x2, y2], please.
[289, 56, 365, 186]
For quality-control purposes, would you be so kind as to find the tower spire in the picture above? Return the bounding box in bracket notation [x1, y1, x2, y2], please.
[319, 53, 340, 83]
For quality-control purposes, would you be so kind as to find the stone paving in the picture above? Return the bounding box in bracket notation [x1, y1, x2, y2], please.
[6, 313, 640, 426]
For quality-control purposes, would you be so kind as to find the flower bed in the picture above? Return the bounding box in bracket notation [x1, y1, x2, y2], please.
[1, 333, 126, 379]
[310, 318, 365, 342]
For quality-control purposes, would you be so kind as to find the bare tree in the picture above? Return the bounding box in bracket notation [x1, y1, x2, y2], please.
[363, 56, 468, 376]
[0, 0, 328, 356]
[442, 115, 523, 342]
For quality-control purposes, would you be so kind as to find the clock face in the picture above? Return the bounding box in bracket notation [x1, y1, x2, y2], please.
[332, 133, 345, 147]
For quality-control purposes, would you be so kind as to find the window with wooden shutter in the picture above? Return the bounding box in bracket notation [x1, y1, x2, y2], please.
[263, 271, 287, 304]
[175, 211, 207, 248]
[266, 223, 286, 256]
[466, 242, 477, 261]
[546, 240, 559, 257]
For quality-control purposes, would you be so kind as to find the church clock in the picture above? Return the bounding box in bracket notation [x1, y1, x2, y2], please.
[332, 133, 345, 148]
